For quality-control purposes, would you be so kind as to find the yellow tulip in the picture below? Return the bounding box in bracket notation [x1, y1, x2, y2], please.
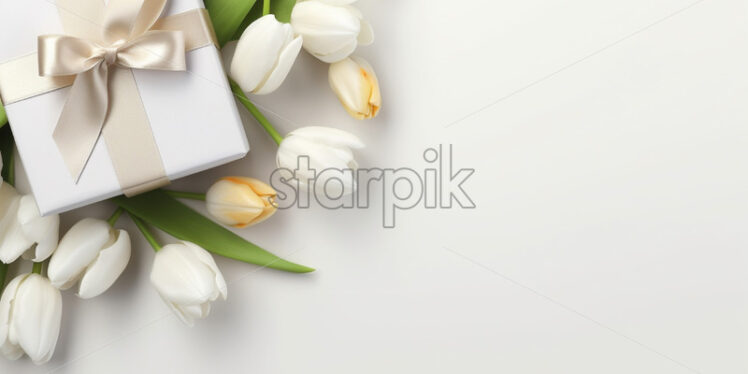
[328, 56, 381, 120]
[205, 177, 277, 228]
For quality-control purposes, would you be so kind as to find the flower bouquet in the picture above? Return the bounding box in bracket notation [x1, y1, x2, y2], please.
[0, 0, 380, 364]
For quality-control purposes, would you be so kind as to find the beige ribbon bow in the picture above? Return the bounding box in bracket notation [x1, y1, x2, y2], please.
[38, 0, 186, 183]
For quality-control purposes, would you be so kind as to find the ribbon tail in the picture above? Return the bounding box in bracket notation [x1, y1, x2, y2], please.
[102, 68, 170, 196]
[52, 63, 110, 182]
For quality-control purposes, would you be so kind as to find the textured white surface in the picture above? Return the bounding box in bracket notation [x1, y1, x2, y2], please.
[0, 0, 248, 214]
[2, 0, 748, 372]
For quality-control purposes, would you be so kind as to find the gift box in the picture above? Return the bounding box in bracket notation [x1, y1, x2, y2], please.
[0, 0, 249, 215]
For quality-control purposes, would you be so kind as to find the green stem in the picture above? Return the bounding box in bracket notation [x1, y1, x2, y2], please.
[164, 190, 206, 201]
[0, 262, 7, 292]
[129, 213, 162, 252]
[107, 207, 124, 226]
[31, 261, 43, 275]
[263, 0, 270, 16]
[229, 79, 284, 145]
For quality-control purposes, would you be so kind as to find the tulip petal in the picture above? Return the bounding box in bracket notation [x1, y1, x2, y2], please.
[276, 144, 318, 185]
[329, 56, 380, 119]
[0, 198, 31, 264]
[291, 1, 360, 62]
[77, 229, 131, 299]
[0, 183, 18, 220]
[48, 218, 111, 290]
[182, 241, 228, 300]
[277, 126, 365, 196]
[313, 38, 357, 63]
[357, 18, 374, 45]
[279, 137, 358, 196]
[278, 137, 331, 170]
[329, 57, 370, 117]
[231, 15, 289, 93]
[11, 274, 61, 364]
[249, 204, 278, 227]
[161, 296, 194, 327]
[206, 179, 266, 227]
[181, 303, 208, 320]
[288, 126, 365, 149]
[151, 243, 221, 305]
[17, 196, 59, 262]
[254, 35, 303, 95]
[243, 177, 278, 197]
[0, 184, 23, 264]
[341, 3, 364, 18]
[354, 56, 382, 116]
[207, 204, 263, 227]
[156, 242, 227, 326]
[278, 136, 356, 178]
[0, 274, 25, 360]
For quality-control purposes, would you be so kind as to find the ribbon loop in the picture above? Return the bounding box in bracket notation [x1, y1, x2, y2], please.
[115, 31, 186, 71]
[38, 35, 103, 76]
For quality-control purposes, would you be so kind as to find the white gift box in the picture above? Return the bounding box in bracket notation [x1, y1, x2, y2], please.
[0, 0, 249, 215]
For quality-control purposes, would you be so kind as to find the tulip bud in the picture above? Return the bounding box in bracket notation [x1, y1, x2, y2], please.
[0, 273, 62, 364]
[229, 14, 303, 95]
[206, 177, 277, 228]
[0, 185, 59, 264]
[150, 241, 227, 326]
[276, 126, 364, 195]
[329, 56, 381, 119]
[47, 218, 131, 299]
[291, 0, 374, 63]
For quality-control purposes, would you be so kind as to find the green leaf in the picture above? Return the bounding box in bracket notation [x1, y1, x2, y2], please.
[231, 2, 263, 40]
[204, 0, 258, 47]
[271, 0, 297, 23]
[0, 102, 7, 128]
[112, 190, 314, 273]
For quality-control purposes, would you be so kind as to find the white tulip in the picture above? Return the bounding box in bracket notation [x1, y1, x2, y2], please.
[276, 126, 364, 195]
[47, 218, 131, 299]
[0, 273, 62, 364]
[291, 0, 374, 63]
[150, 241, 227, 326]
[229, 14, 303, 95]
[206, 177, 278, 228]
[0, 185, 59, 264]
[329, 56, 381, 119]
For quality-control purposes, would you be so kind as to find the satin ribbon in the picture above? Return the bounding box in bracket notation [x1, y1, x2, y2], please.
[0, 8, 216, 105]
[38, 0, 186, 188]
[0, 0, 218, 196]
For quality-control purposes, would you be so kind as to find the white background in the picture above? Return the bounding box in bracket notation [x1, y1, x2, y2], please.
[3, 0, 748, 372]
